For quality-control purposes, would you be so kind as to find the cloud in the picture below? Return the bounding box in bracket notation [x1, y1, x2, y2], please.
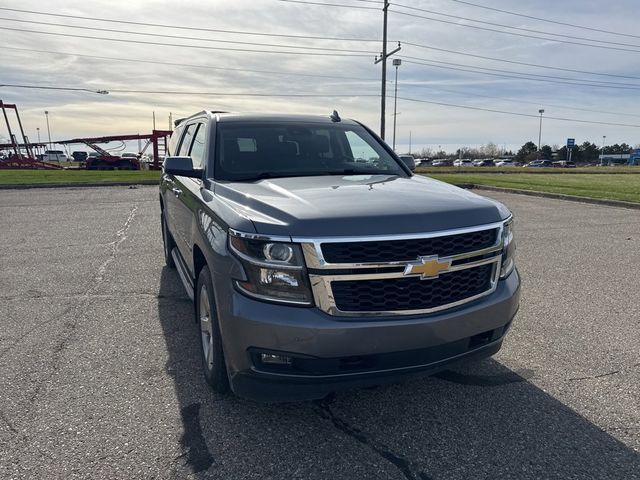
[1, 0, 639, 151]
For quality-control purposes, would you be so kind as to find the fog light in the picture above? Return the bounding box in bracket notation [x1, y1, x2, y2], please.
[260, 353, 292, 365]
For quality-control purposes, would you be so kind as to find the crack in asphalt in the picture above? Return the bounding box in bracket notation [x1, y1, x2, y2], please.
[313, 396, 433, 480]
[0, 409, 18, 434]
[15, 205, 139, 410]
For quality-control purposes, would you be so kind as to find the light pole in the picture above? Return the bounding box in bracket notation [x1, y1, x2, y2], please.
[538, 109, 544, 154]
[36, 127, 40, 143]
[392, 58, 401, 151]
[601, 135, 606, 164]
[44, 111, 52, 149]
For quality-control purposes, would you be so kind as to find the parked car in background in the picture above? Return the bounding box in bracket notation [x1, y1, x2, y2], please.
[473, 159, 495, 167]
[525, 160, 553, 168]
[453, 159, 473, 167]
[431, 158, 453, 166]
[552, 161, 576, 168]
[42, 150, 70, 162]
[71, 151, 88, 162]
[495, 160, 515, 167]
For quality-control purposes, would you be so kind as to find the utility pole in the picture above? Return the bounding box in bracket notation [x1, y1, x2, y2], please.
[44, 111, 52, 149]
[538, 109, 544, 154]
[152, 111, 156, 130]
[392, 58, 401, 151]
[374, 0, 400, 141]
[169, 112, 172, 130]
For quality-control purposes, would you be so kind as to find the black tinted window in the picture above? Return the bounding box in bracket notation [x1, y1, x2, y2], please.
[177, 124, 196, 157]
[189, 123, 206, 169]
[214, 122, 405, 181]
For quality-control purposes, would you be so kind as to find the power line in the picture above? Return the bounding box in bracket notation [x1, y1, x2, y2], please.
[392, 2, 640, 49]
[402, 55, 640, 88]
[0, 26, 372, 57]
[3, 82, 637, 128]
[402, 83, 640, 119]
[402, 58, 640, 91]
[397, 97, 640, 128]
[390, 9, 640, 53]
[401, 42, 640, 81]
[0, 17, 377, 54]
[443, 0, 640, 40]
[0, 83, 380, 98]
[275, 0, 379, 9]
[0, 84, 108, 94]
[6, 45, 637, 119]
[0, 46, 378, 82]
[0, 6, 384, 43]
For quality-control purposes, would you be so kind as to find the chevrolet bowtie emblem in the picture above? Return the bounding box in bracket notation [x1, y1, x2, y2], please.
[404, 255, 452, 279]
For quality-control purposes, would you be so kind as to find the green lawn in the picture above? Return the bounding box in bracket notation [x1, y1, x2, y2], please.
[0, 169, 161, 186]
[428, 173, 640, 203]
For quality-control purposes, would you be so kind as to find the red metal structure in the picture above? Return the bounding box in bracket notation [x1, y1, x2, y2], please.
[0, 100, 62, 169]
[58, 130, 172, 170]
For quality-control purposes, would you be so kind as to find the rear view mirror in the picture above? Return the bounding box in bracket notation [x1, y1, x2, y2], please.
[400, 156, 416, 171]
[163, 156, 203, 179]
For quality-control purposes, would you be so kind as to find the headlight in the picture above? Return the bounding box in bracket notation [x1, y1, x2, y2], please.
[500, 218, 516, 279]
[229, 233, 313, 305]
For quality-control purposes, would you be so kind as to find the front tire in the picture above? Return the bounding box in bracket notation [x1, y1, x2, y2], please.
[196, 266, 229, 393]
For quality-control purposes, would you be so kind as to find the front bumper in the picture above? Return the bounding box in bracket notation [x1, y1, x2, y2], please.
[215, 269, 520, 402]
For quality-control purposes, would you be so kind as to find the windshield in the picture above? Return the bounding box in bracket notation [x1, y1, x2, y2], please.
[214, 122, 407, 181]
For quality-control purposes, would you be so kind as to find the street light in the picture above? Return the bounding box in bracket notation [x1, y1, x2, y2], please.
[36, 127, 40, 143]
[44, 111, 52, 150]
[392, 58, 402, 151]
[538, 109, 545, 154]
[602, 135, 607, 165]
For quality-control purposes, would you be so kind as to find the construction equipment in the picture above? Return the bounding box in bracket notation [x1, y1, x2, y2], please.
[58, 130, 172, 170]
[0, 100, 62, 169]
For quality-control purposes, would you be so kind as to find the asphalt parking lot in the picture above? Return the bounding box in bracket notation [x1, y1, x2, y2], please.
[1, 185, 639, 479]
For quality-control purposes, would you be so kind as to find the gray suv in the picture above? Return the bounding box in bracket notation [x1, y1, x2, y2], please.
[160, 111, 520, 401]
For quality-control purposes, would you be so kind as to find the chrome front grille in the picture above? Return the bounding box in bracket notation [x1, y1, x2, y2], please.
[321, 228, 498, 264]
[331, 264, 494, 312]
[295, 221, 505, 317]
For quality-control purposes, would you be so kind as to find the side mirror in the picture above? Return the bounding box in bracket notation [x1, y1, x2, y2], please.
[400, 156, 416, 171]
[163, 156, 203, 179]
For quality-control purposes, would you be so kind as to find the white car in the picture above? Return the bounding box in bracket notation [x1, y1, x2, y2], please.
[453, 159, 473, 167]
[495, 160, 515, 167]
[42, 150, 70, 162]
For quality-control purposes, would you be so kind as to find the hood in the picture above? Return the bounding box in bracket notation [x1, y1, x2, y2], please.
[213, 174, 507, 237]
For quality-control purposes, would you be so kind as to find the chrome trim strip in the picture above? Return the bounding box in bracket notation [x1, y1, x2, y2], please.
[228, 228, 292, 243]
[310, 257, 501, 317]
[250, 337, 503, 379]
[228, 245, 303, 271]
[171, 248, 194, 301]
[298, 220, 506, 270]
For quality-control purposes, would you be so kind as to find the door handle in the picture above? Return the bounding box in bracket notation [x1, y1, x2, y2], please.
[171, 187, 183, 197]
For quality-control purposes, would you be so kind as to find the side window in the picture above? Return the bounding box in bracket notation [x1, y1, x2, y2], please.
[344, 130, 380, 163]
[177, 124, 196, 156]
[188, 123, 206, 169]
[167, 126, 182, 156]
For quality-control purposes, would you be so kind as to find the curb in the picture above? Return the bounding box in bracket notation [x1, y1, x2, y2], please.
[465, 184, 640, 210]
[0, 181, 159, 190]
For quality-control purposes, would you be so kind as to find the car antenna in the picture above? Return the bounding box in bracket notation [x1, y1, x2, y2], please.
[330, 110, 341, 122]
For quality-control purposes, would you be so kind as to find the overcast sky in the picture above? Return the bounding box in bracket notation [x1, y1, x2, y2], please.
[1, 0, 639, 153]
